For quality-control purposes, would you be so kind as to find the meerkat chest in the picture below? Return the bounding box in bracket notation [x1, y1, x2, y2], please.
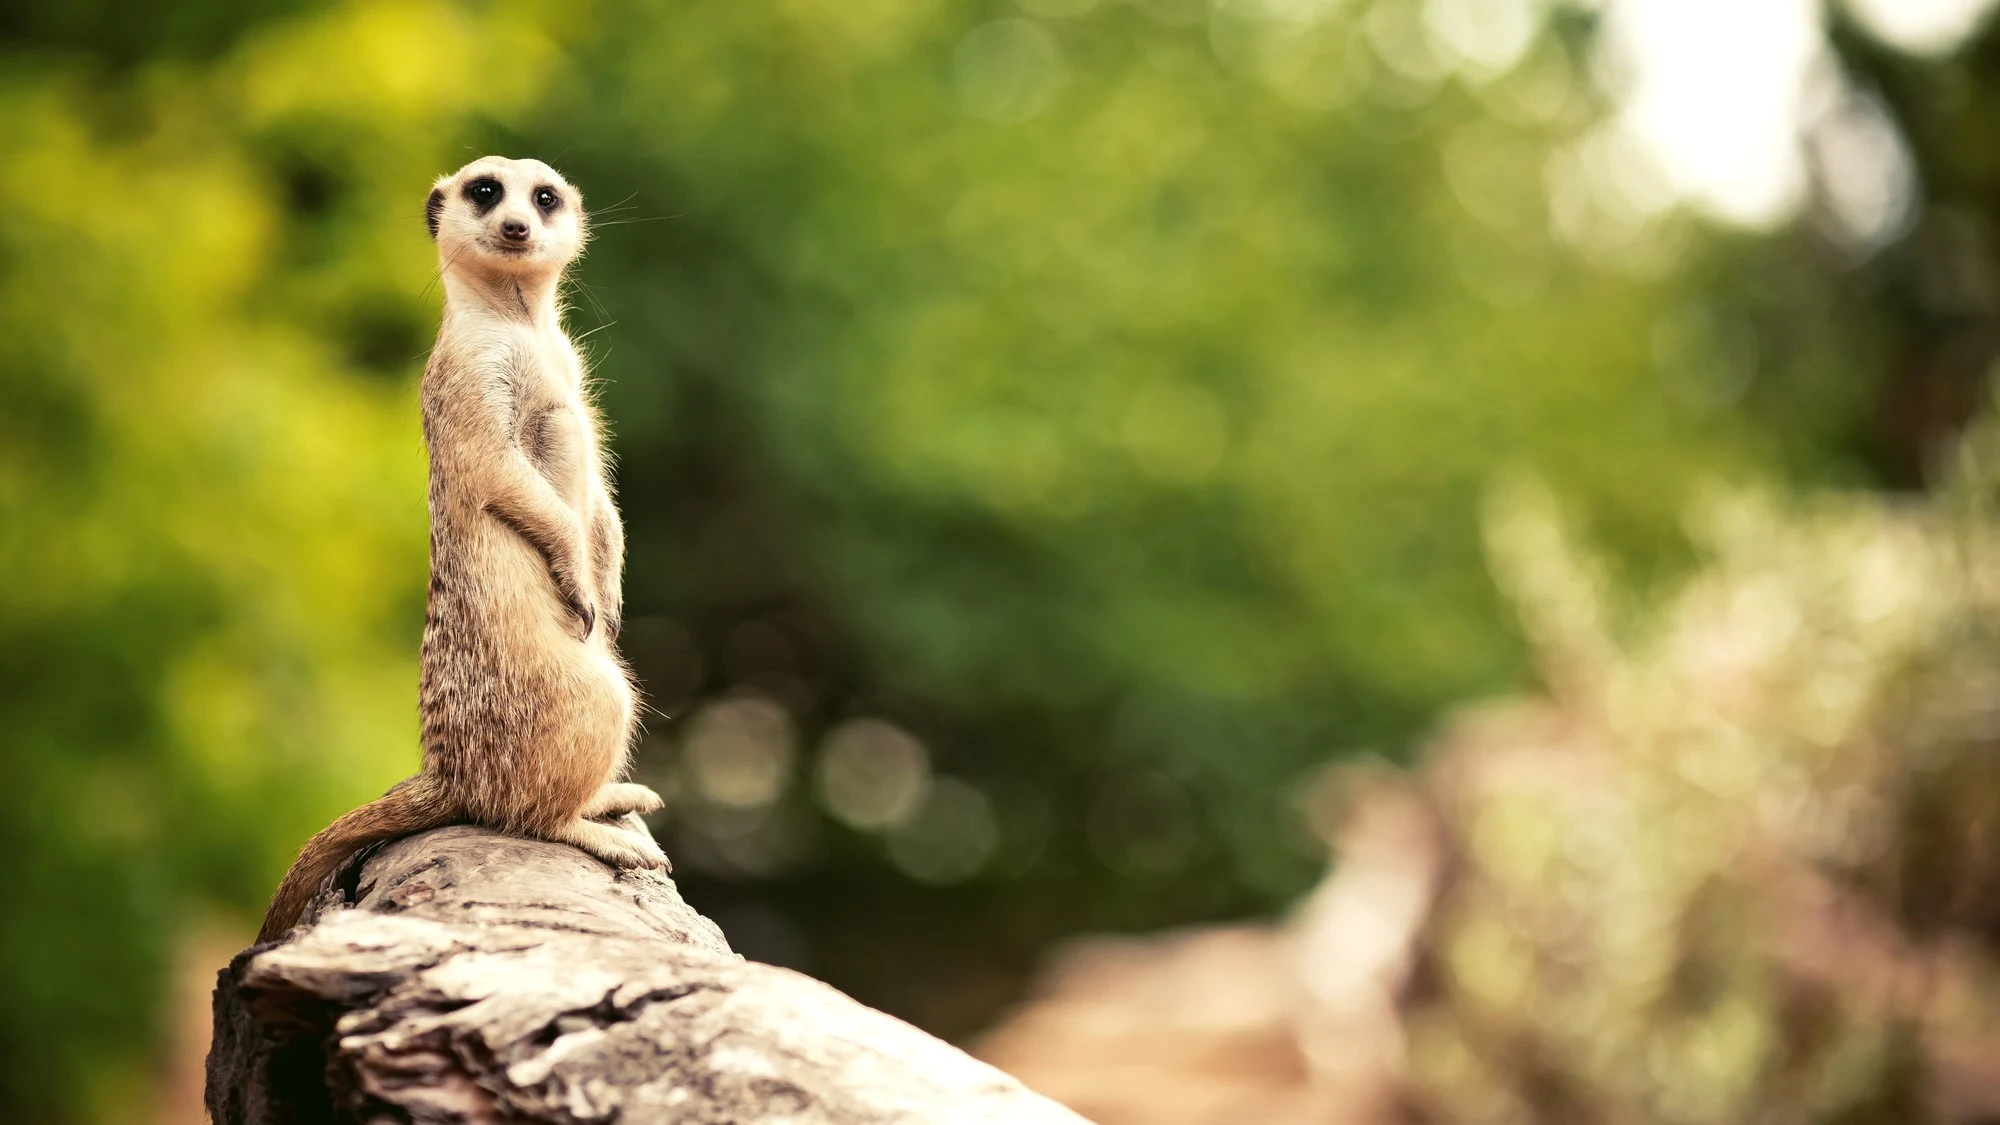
[504, 329, 599, 502]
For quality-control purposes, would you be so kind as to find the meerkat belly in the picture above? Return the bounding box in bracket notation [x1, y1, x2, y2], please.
[523, 398, 593, 507]
[429, 534, 632, 829]
[432, 385, 633, 830]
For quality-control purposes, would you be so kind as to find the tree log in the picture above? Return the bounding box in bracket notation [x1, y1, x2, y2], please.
[206, 824, 1090, 1124]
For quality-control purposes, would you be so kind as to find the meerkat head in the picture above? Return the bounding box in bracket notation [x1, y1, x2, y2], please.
[426, 156, 587, 279]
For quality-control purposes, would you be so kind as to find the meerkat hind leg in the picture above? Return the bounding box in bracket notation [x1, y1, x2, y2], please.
[582, 781, 664, 820]
[551, 815, 670, 870]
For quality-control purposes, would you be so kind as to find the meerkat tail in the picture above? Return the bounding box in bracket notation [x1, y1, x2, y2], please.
[256, 774, 456, 944]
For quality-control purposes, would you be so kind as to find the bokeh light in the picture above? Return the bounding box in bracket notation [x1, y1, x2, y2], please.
[817, 717, 932, 831]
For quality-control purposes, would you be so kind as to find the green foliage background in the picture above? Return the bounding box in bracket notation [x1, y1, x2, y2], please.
[0, 0, 1980, 1118]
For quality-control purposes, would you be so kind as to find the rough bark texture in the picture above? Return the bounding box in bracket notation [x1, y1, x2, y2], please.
[207, 824, 1090, 1125]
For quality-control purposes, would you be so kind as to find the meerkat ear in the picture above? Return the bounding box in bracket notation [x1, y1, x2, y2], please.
[426, 187, 445, 240]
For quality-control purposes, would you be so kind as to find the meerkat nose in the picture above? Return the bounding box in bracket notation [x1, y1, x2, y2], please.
[501, 218, 531, 242]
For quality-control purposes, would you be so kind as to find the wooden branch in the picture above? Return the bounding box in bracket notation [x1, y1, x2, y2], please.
[206, 824, 1090, 1124]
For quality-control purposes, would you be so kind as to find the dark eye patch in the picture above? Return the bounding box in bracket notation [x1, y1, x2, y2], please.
[533, 186, 562, 214]
[462, 177, 504, 215]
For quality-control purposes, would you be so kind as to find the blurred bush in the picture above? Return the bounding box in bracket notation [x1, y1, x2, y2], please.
[981, 411, 2000, 1122]
[1401, 453, 2000, 1122]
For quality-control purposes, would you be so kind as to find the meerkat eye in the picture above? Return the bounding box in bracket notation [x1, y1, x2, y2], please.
[534, 187, 560, 213]
[463, 178, 503, 214]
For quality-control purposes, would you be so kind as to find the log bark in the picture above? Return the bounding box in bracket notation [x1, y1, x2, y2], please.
[206, 823, 1091, 1124]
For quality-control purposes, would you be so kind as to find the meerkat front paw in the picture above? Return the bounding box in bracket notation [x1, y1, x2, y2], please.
[547, 567, 596, 639]
[583, 781, 664, 819]
[561, 593, 596, 641]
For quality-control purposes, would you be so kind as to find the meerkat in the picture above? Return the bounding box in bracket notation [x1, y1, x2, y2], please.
[258, 156, 666, 943]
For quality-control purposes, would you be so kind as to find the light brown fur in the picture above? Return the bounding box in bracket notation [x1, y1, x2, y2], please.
[259, 157, 664, 944]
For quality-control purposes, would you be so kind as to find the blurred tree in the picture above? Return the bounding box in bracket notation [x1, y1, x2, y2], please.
[532, 0, 1876, 1032]
[0, 2, 557, 1116]
[1824, 10, 2000, 486]
[0, 0, 1978, 1118]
